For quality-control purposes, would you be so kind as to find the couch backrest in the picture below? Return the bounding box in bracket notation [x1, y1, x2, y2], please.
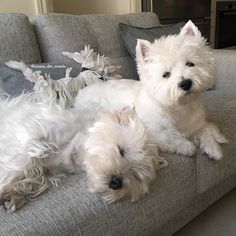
[31, 12, 160, 61]
[0, 12, 160, 80]
[31, 13, 160, 79]
[0, 13, 41, 65]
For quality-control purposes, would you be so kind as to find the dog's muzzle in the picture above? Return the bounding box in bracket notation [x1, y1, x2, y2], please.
[108, 175, 123, 190]
[179, 79, 192, 91]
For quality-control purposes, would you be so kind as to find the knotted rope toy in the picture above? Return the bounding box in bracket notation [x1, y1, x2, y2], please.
[6, 45, 123, 108]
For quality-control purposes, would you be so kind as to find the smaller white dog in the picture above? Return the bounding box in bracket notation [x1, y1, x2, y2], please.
[0, 92, 167, 212]
[74, 20, 227, 160]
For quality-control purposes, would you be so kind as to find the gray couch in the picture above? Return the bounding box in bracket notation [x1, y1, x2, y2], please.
[0, 12, 236, 236]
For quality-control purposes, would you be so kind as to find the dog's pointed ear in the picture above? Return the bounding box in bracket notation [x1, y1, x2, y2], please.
[136, 39, 151, 61]
[180, 20, 201, 37]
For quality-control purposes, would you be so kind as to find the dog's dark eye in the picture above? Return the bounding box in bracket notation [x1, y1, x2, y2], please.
[186, 61, 195, 67]
[118, 145, 124, 157]
[108, 175, 123, 190]
[163, 71, 171, 78]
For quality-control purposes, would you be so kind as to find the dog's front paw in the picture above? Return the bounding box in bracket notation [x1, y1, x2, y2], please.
[195, 122, 227, 160]
[215, 134, 228, 144]
[0, 188, 25, 213]
[176, 140, 196, 156]
[201, 141, 223, 160]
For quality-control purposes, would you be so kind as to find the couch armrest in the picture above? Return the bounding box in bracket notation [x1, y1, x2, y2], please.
[212, 49, 236, 90]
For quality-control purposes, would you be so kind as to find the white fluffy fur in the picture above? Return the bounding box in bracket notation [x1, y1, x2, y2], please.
[74, 21, 227, 160]
[0, 92, 166, 211]
[0, 93, 82, 211]
[1, 21, 227, 212]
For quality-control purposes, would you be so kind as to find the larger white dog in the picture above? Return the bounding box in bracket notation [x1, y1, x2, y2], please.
[74, 21, 227, 160]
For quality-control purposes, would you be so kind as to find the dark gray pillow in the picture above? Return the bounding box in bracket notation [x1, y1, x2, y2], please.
[0, 63, 81, 96]
[119, 22, 185, 60]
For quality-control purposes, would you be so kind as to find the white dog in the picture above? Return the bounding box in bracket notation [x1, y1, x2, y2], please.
[74, 21, 227, 160]
[0, 92, 166, 212]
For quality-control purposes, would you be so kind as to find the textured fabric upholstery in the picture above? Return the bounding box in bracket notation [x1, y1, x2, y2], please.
[193, 49, 236, 194]
[0, 13, 41, 65]
[31, 13, 160, 79]
[197, 91, 236, 192]
[212, 49, 236, 91]
[194, 50, 236, 193]
[109, 56, 139, 80]
[31, 13, 160, 61]
[0, 154, 196, 236]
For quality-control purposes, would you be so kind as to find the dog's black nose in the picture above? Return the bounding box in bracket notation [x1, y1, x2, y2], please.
[108, 175, 123, 190]
[179, 79, 192, 91]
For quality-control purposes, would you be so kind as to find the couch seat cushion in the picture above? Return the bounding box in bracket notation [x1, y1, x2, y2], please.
[197, 91, 236, 192]
[0, 153, 196, 236]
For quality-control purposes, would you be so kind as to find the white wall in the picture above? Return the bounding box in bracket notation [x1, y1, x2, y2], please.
[0, 0, 38, 16]
[0, 0, 141, 17]
[52, 0, 141, 15]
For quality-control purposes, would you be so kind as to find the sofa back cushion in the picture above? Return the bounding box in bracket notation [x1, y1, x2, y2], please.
[0, 13, 41, 65]
[31, 13, 160, 79]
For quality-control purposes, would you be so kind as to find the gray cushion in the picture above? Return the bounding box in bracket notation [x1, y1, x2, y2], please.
[119, 22, 185, 59]
[0, 13, 41, 65]
[110, 56, 139, 80]
[0, 66, 34, 96]
[0, 63, 81, 96]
